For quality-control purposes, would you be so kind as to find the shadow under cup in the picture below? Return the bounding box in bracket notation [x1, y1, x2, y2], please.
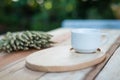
[71, 29, 105, 53]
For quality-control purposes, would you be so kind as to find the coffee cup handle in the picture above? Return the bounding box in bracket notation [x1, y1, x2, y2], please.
[101, 33, 109, 46]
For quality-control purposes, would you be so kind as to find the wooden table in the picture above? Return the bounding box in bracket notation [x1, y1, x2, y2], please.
[0, 28, 120, 80]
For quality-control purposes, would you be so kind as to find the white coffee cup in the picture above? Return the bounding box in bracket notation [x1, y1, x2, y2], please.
[71, 29, 108, 53]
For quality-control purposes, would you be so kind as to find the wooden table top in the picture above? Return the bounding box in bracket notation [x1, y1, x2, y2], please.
[0, 28, 120, 80]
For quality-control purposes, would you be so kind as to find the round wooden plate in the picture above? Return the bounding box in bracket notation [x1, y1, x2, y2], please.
[25, 45, 106, 72]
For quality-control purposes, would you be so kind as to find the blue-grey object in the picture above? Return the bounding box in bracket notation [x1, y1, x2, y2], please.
[61, 20, 120, 29]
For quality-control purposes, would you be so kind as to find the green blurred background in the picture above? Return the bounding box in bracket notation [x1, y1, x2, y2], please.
[0, 0, 120, 33]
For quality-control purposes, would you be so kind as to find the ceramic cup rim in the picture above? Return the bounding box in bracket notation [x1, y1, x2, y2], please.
[71, 28, 101, 34]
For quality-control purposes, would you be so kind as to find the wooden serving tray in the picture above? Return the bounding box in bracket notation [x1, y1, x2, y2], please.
[25, 45, 106, 72]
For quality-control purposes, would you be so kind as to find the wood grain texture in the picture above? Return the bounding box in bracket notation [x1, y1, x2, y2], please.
[0, 29, 120, 80]
[0, 59, 25, 78]
[96, 43, 120, 80]
[26, 45, 106, 72]
[0, 50, 37, 69]
[0, 56, 46, 80]
[38, 68, 92, 80]
[0, 67, 45, 80]
[84, 36, 120, 80]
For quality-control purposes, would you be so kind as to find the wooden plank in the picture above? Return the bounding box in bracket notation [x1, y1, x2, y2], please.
[84, 36, 120, 79]
[0, 29, 120, 80]
[0, 56, 46, 80]
[38, 68, 92, 80]
[0, 59, 25, 78]
[0, 50, 37, 69]
[0, 67, 45, 80]
[96, 44, 120, 80]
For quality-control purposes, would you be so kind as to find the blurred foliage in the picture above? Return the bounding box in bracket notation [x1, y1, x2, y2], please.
[0, 0, 118, 33]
